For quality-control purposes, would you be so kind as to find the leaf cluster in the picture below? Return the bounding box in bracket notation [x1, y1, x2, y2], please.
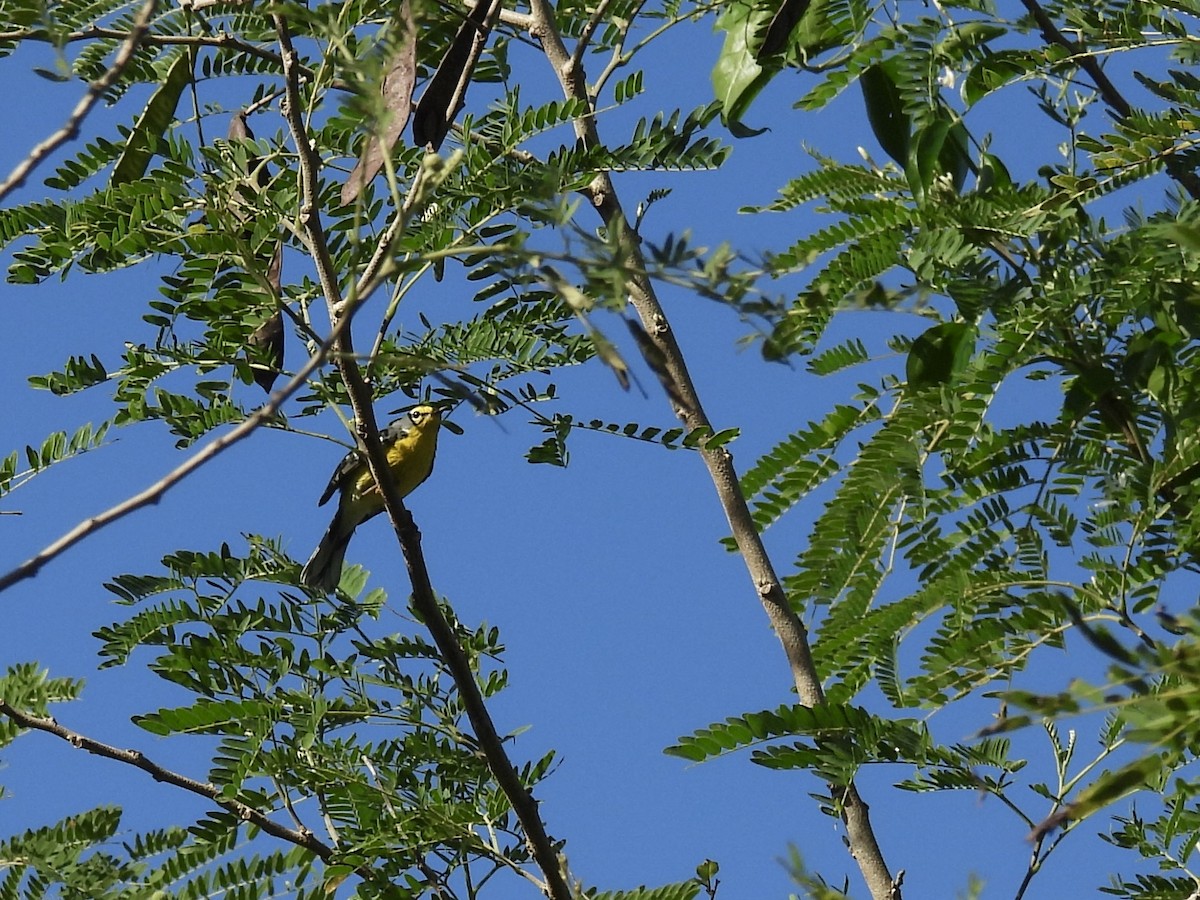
[676, 1, 1200, 894]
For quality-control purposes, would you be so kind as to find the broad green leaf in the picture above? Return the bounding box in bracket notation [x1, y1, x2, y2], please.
[907, 114, 969, 197]
[711, 1, 775, 132]
[905, 321, 976, 388]
[859, 60, 909, 166]
[975, 151, 1012, 192]
[934, 22, 1006, 62]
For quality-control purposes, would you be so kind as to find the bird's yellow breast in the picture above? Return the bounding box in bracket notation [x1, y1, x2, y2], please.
[342, 412, 440, 519]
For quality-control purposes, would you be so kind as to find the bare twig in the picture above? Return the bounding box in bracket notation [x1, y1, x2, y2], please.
[0, 24, 290, 71]
[0, 0, 158, 203]
[273, 15, 567, 900]
[525, 1, 898, 896]
[0, 336, 338, 595]
[569, 0, 620, 71]
[494, 6, 534, 30]
[0, 700, 337, 862]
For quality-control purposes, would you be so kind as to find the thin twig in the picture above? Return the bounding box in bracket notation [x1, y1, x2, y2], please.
[0, 701, 336, 862]
[0, 335, 337, 595]
[273, 15, 566, 900]
[569, 0, 620, 71]
[0, 25, 293, 71]
[526, 0, 899, 896]
[271, 773, 311, 835]
[0, 0, 157, 203]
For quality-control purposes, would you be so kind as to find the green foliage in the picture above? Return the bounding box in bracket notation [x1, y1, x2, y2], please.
[8, 0, 1200, 896]
[0, 664, 85, 748]
[697, 1, 1200, 895]
[712, 0, 875, 129]
[0, 421, 111, 501]
[588, 883, 702, 900]
[0, 0, 766, 897]
[90, 537, 552, 889]
[110, 50, 194, 187]
[0, 806, 133, 899]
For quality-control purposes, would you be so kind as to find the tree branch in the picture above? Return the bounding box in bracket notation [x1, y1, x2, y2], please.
[1018, 0, 1200, 201]
[0, 700, 338, 862]
[494, 6, 534, 30]
[1017, 0, 1129, 118]
[273, 16, 570, 900]
[0, 25, 291, 73]
[0, 336, 336, 595]
[523, 2, 900, 897]
[0, 0, 157, 203]
[569, 0, 620, 72]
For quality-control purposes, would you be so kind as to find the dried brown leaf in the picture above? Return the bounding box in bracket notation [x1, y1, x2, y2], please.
[342, 1, 418, 205]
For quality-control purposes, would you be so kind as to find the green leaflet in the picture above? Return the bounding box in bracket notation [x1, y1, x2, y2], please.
[963, 50, 1041, 107]
[0, 420, 111, 500]
[589, 882, 703, 900]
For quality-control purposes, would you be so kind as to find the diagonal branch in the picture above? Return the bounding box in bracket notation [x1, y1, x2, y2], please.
[1017, 0, 1129, 118]
[0, 25, 292, 74]
[0, 0, 157, 203]
[569, 0, 620, 72]
[524, 1, 899, 897]
[0, 333, 339, 595]
[0, 700, 340, 863]
[1018, 0, 1200, 201]
[273, 16, 570, 900]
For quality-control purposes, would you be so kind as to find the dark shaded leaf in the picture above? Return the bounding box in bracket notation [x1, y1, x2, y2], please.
[227, 110, 270, 192]
[111, 51, 193, 186]
[413, 0, 502, 150]
[859, 61, 909, 167]
[905, 321, 975, 388]
[246, 243, 284, 393]
[908, 115, 969, 196]
[755, 0, 812, 61]
[625, 317, 684, 407]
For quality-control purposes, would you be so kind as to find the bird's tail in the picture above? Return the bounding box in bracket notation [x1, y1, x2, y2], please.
[300, 513, 353, 592]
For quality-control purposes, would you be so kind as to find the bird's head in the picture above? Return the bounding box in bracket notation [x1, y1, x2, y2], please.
[389, 398, 464, 435]
[407, 403, 441, 430]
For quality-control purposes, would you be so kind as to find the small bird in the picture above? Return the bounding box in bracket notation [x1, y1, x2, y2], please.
[300, 404, 442, 591]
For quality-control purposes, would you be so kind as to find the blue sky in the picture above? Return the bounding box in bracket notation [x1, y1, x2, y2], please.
[0, 4, 1177, 898]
